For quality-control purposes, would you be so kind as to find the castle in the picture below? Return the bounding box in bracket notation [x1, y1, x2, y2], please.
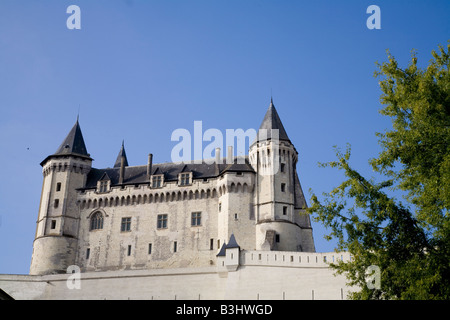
[29, 99, 315, 275]
[0, 100, 353, 299]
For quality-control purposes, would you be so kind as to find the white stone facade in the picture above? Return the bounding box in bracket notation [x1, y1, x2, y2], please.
[0, 102, 356, 300]
[1, 250, 353, 300]
[29, 102, 316, 276]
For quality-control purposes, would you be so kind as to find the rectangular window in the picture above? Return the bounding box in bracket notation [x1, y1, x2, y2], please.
[280, 163, 285, 173]
[275, 234, 280, 243]
[86, 248, 90, 260]
[281, 183, 286, 192]
[127, 245, 132, 256]
[173, 241, 177, 253]
[121, 217, 131, 232]
[157, 214, 168, 229]
[99, 181, 108, 193]
[54, 199, 59, 208]
[148, 243, 152, 254]
[51, 220, 56, 229]
[191, 212, 201, 226]
[180, 173, 190, 186]
[210, 239, 214, 250]
[283, 206, 288, 215]
[234, 213, 238, 220]
[152, 175, 162, 188]
[56, 182, 61, 192]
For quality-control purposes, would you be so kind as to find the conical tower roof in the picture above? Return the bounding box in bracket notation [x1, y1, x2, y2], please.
[114, 141, 129, 168]
[226, 233, 240, 249]
[54, 119, 90, 157]
[255, 98, 291, 143]
[40, 119, 92, 166]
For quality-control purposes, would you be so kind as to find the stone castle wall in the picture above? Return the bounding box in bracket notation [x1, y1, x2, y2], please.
[75, 172, 256, 272]
[0, 250, 353, 300]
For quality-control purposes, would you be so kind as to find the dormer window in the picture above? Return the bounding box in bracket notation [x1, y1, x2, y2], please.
[151, 175, 163, 188]
[99, 181, 109, 193]
[97, 173, 111, 193]
[179, 172, 192, 186]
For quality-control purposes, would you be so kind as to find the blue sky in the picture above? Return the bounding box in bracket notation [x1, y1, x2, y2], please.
[0, 0, 448, 274]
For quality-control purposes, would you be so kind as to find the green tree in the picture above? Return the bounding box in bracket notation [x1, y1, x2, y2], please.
[308, 43, 450, 300]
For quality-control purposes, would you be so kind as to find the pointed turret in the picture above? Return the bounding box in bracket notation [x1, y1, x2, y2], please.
[226, 233, 240, 249]
[249, 99, 315, 252]
[40, 119, 92, 166]
[114, 141, 129, 168]
[55, 119, 89, 156]
[255, 98, 291, 143]
[31, 119, 93, 275]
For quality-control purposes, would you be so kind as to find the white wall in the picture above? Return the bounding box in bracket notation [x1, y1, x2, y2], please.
[1, 250, 354, 300]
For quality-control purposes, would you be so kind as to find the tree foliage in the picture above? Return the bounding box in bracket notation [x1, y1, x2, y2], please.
[308, 43, 450, 299]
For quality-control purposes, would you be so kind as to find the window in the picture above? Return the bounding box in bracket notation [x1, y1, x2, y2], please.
[234, 213, 238, 220]
[280, 163, 285, 173]
[179, 173, 191, 186]
[283, 206, 288, 215]
[121, 217, 131, 232]
[281, 183, 286, 192]
[275, 234, 280, 243]
[54, 199, 59, 208]
[173, 241, 177, 253]
[98, 180, 108, 193]
[210, 239, 214, 250]
[90, 212, 104, 231]
[56, 183, 61, 192]
[152, 175, 162, 188]
[51, 220, 56, 229]
[157, 214, 168, 229]
[127, 245, 132, 256]
[86, 248, 90, 260]
[191, 212, 201, 226]
[148, 243, 152, 255]
[218, 202, 222, 212]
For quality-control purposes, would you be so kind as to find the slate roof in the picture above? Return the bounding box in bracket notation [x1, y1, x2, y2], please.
[254, 98, 291, 144]
[216, 243, 227, 257]
[55, 120, 90, 157]
[216, 234, 240, 257]
[226, 234, 240, 249]
[114, 141, 129, 168]
[40, 120, 92, 166]
[83, 156, 255, 189]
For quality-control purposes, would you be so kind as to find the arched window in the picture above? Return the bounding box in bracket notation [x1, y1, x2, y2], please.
[90, 211, 103, 231]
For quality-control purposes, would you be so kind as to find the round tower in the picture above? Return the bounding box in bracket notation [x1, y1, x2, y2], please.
[249, 99, 315, 252]
[30, 120, 92, 275]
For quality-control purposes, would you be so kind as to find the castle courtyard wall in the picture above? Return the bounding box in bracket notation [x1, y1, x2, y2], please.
[0, 251, 353, 300]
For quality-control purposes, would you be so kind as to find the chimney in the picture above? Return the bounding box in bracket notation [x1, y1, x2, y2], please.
[147, 153, 153, 181]
[119, 155, 125, 184]
[215, 147, 221, 165]
[227, 146, 233, 164]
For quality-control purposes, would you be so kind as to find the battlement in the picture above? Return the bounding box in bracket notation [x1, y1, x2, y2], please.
[218, 249, 351, 271]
